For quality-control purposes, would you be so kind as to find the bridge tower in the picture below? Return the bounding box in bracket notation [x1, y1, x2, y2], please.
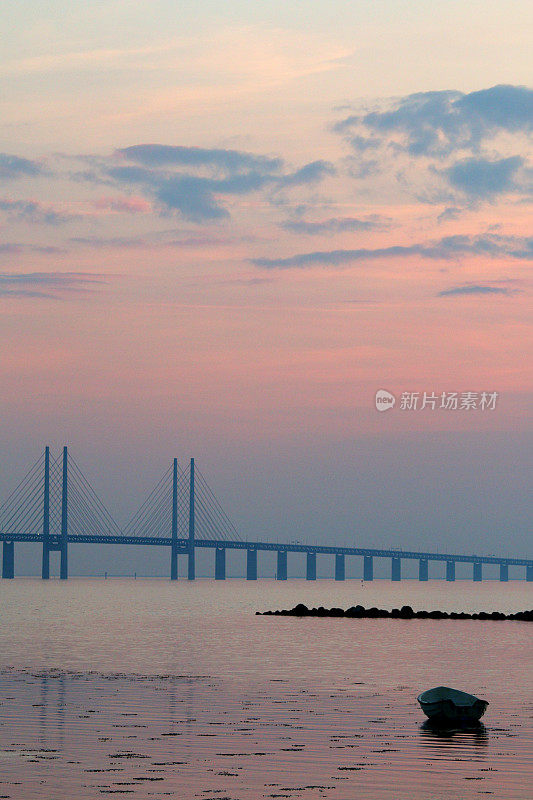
[60, 446, 68, 579]
[41, 446, 51, 579]
[188, 457, 195, 580]
[171, 458, 179, 580]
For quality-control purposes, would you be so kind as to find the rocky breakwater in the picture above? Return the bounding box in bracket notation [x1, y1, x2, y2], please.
[256, 604, 533, 621]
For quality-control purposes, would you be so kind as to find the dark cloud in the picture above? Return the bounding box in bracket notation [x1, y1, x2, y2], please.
[444, 156, 524, 198]
[69, 236, 147, 249]
[155, 175, 231, 220]
[0, 242, 65, 255]
[438, 284, 512, 297]
[117, 144, 283, 173]
[91, 196, 150, 213]
[335, 85, 533, 159]
[100, 147, 334, 221]
[456, 85, 533, 132]
[348, 135, 382, 152]
[0, 153, 42, 180]
[281, 215, 388, 235]
[69, 232, 231, 250]
[0, 199, 72, 225]
[252, 234, 533, 268]
[277, 160, 335, 188]
[0, 272, 104, 299]
[437, 207, 462, 223]
[348, 158, 380, 179]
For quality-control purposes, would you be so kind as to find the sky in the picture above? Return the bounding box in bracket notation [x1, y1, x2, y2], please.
[0, 1, 531, 575]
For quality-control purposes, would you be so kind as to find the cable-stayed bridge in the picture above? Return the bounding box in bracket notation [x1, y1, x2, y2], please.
[1, 447, 532, 582]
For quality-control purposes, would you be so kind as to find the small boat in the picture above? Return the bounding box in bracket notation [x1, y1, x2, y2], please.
[417, 686, 488, 724]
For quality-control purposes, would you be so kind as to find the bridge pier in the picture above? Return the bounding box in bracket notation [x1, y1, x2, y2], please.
[215, 548, 226, 580]
[170, 547, 179, 580]
[42, 544, 50, 581]
[527, 566, 533, 582]
[473, 562, 482, 582]
[446, 560, 456, 582]
[276, 550, 287, 580]
[246, 548, 257, 580]
[188, 549, 195, 580]
[2, 542, 14, 579]
[363, 555, 373, 581]
[335, 554, 345, 581]
[499, 563, 508, 582]
[306, 552, 316, 581]
[418, 558, 428, 581]
[391, 557, 401, 581]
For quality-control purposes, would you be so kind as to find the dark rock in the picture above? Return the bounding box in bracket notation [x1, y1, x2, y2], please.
[346, 605, 365, 618]
[292, 603, 309, 616]
[399, 605, 414, 619]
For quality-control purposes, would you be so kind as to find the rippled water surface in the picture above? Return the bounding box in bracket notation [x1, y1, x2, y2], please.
[0, 578, 531, 799]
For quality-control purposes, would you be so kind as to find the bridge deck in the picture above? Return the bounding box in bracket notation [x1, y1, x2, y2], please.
[1, 532, 531, 566]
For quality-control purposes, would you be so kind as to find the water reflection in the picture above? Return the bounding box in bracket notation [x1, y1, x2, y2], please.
[420, 718, 488, 743]
[38, 673, 66, 748]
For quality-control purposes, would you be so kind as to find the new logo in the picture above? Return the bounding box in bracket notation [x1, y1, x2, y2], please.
[375, 389, 396, 412]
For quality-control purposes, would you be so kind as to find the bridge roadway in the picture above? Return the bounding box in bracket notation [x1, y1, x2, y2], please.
[1, 531, 532, 581]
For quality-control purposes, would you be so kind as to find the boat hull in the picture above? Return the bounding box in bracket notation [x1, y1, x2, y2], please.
[417, 687, 488, 724]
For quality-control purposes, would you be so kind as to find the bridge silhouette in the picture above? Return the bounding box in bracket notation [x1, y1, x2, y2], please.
[1, 447, 532, 582]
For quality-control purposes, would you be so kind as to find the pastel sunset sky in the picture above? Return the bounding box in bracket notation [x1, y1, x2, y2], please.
[1, 1, 531, 571]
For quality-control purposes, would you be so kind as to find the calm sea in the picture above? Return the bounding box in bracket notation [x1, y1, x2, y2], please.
[0, 578, 531, 799]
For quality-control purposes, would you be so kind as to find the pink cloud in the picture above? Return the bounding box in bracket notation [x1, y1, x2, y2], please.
[90, 195, 152, 214]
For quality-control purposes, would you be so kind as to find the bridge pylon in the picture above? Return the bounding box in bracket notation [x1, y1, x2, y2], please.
[60, 446, 68, 579]
[188, 457, 195, 580]
[171, 458, 179, 580]
[41, 446, 50, 579]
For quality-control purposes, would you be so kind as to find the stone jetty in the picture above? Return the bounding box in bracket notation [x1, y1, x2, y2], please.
[256, 604, 533, 621]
